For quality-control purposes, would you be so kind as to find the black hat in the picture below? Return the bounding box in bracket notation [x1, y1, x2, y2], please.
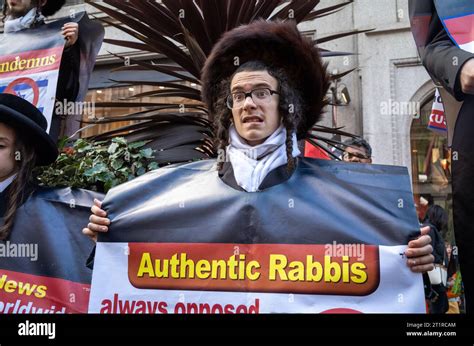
[201, 20, 330, 139]
[0, 93, 58, 166]
[40, 0, 66, 17]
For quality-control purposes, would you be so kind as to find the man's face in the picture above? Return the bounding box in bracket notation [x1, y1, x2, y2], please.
[6, 0, 35, 18]
[446, 243, 452, 258]
[229, 70, 281, 146]
[343, 145, 372, 163]
[0, 123, 17, 182]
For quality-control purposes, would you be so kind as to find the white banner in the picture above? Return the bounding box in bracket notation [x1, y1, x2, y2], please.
[89, 242, 425, 314]
[0, 24, 65, 132]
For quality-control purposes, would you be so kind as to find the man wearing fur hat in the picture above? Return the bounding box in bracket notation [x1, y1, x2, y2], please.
[201, 20, 328, 192]
[2, 0, 80, 141]
[84, 20, 435, 277]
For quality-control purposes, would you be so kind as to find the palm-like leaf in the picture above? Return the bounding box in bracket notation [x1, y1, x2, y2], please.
[83, 0, 364, 164]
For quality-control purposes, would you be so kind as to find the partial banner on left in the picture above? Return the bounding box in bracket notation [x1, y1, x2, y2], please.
[0, 19, 66, 132]
[0, 188, 104, 314]
[0, 12, 104, 135]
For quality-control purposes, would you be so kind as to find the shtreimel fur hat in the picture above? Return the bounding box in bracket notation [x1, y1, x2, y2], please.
[201, 20, 330, 139]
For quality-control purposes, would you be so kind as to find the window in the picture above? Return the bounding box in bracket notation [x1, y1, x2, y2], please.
[81, 82, 202, 138]
[410, 93, 454, 241]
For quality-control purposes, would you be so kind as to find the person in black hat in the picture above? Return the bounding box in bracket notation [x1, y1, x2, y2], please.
[83, 20, 435, 274]
[0, 93, 58, 240]
[2, 0, 80, 142]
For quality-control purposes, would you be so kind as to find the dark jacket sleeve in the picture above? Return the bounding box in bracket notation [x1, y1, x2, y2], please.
[49, 43, 80, 142]
[422, 221, 447, 265]
[56, 42, 81, 102]
[86, 245, 95, 270]
[418, 2, 474, 101]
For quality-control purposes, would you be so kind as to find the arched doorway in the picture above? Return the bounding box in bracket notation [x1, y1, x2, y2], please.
[410, 92, 454, 241]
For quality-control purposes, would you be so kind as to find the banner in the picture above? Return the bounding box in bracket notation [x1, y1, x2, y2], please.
[0, 12, 104, 135]
[89, 159, 426, 313]
[0, 21, 65, 131]
[0, 187, 103, 314]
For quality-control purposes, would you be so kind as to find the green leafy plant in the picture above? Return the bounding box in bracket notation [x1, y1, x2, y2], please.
[36, 138, 159, 193]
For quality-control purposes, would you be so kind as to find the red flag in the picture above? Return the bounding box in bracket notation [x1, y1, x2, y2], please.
[304, 141, 330, 160]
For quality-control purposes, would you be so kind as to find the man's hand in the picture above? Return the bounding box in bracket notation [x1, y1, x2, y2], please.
[405, 226, 435, 273]
[460, 58, 474, 95]
[82, 199, 110, 242]
[62, 22, 79, 48]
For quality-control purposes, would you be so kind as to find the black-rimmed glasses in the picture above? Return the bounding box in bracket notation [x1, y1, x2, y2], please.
[226, 88, 279, 109]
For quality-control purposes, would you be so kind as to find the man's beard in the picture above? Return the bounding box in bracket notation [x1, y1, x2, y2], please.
[7, 4, 35, 19]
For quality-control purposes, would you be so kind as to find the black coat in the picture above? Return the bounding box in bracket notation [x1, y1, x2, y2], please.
[0, 183, 34, 219]
[0, 188, 7, 218]
[409, 0, 474, 313]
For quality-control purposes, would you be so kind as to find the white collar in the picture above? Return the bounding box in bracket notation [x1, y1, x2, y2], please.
[0, 174, 17, 193]
[226, 125, 300, 192]
[4, 8, 45, 33]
